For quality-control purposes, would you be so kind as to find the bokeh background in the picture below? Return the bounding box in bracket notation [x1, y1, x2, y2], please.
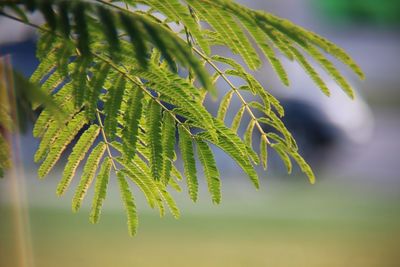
[1, 1, 400, 266]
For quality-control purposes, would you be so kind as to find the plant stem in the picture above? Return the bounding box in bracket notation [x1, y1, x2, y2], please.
[95, 109, 119, 171]
[192, 47, 270, 144]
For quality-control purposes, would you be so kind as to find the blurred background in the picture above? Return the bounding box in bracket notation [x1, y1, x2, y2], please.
[1, 1, 399, 266]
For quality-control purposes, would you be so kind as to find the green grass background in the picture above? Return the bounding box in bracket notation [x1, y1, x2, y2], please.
[1, 177, 399, 267]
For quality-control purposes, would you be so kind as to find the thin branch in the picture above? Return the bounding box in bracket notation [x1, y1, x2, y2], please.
[95, 109, 119, 171]
[192, 47, 270, 144]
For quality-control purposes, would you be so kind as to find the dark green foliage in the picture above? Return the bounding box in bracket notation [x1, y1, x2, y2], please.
[73, 2, 90, 57]
[57, 1, 70, 38]
[0, 0, 363, 236]
[119, 13, 148, 68]
[97, 5, 120, 58]
[103, 75, 125, 140]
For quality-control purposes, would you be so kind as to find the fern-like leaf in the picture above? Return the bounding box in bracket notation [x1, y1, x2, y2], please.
[231, 105, 245, 133]
[103, 75, 125, 140]
[38, 112, 88, 178]
[121, 86, 144, 161]
[147, 100, 163, 181]
[57, 124, 100, 196]
[86, 63, 111, 118]
[217, 90, 234, 121]
[178, 125, 198, 202]
[196, 139, 221, 204]
[90, 156, 112, 224]
[187, 0, 260, 70]
[117, 171, 138, 236]
[260, 135, 268, 170]
[271, 143, 292, 174]
[244, 119, 255, 149]
[197, 121, 260, 189]
[161, 112, 176, 185]
[72, 142, 106, 212]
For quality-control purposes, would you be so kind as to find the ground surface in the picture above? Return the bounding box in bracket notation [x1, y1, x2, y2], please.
[1, 178, 399, 267]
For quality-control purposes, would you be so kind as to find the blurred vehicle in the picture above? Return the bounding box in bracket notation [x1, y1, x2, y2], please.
[275, 84, 374, 171]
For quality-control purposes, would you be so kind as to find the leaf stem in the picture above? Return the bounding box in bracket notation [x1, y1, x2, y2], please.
[95, 109, 119, 171]
[192, 47, 270, 144]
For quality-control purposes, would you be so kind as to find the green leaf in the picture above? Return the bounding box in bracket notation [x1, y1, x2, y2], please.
[196, 139, 221, 204]
[119, 12, 148, 68]
[178, 125, 198, 202]
[72, 142, 106, 212]
[57, 124, 100, 196]
[86, 63, 111, 118]
[117, 171, 138, 236]
[161, 112, 176, 185]
[38, 112, 88, 178]
[288, 46, 330, 97]
[72, 57, 90, 108]
[231, 105, 245, 133]
[97, 6, 120, 58]
[187, 0, 261, 70]
[104, 75, 125, 140]
[90, 157, 112, 224]
[196, 121, 259, 189]
[288, 150, 315, 184]
[147, 100, 163, 181]
[260, 135, 268, 170]
[244, 119, 255, 149]
[271, 143, 292, 174]
[217, 90, 234, 122]
[121, 85, 144, 160]
[73, 2, 90, 57]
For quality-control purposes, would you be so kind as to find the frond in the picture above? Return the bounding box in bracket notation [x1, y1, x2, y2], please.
[37, 112, 88, 178]
[117, 171, 138, 236]
[147, 100, 163, 181]
[90, 157, 112, 224]
[72, 57, 90, 108]
[72, 142, 107, 212]
[271, 143, 292, 174]
[231, 105, 245, 133]
[119, 156, 179, 218]
[86, 63, 111, 118]
[178, 125, 198, 202]
[135, 0, 210, 54]
[117, 158, 164, 216]
[0, 0, 364, 236]
[196, 121, 260, 189]
[103, 75, 125, 140]
[121, 85, 144, 160]
[217, 90, 234, 121]
[57, 124, 100, 196]
[244, 119, 255, 149]
[161, 112, 176, 185]
[195, 139, 221, 204]
[260, 135, 268, 170]
[187, 0, 261, 70]
[288, 45, 331, 96]
[289, 149, 315, 184]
